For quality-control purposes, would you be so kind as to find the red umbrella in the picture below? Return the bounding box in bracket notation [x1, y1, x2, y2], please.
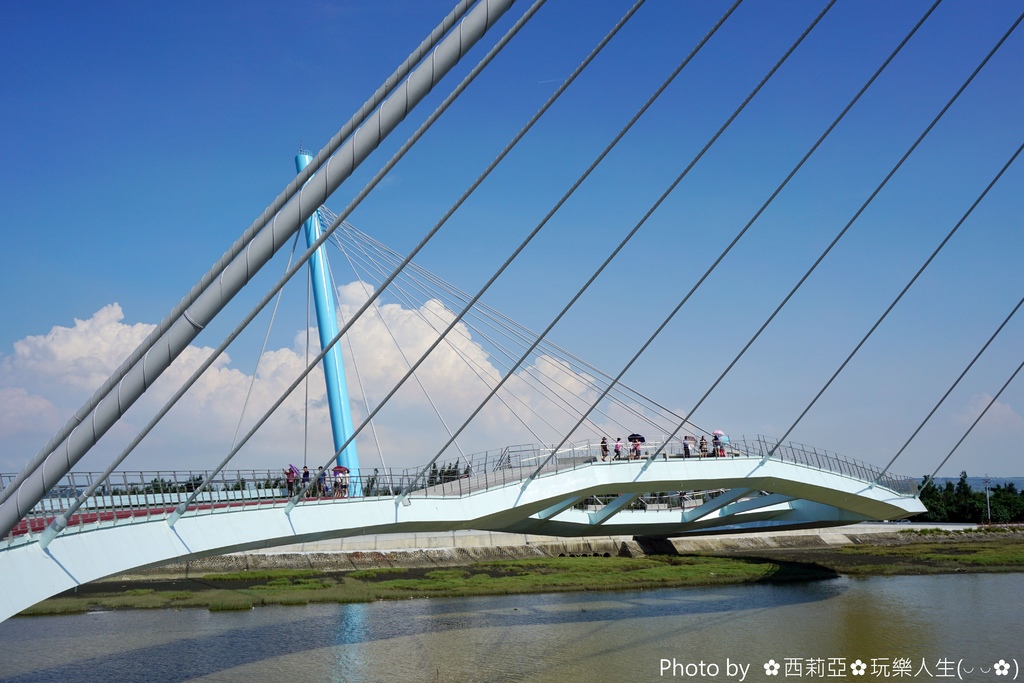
[332, 465, 349, 473]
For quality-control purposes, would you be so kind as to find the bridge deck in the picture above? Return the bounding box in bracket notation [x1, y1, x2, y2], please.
[0, 452, 924, 621]
[2, 437, 915, 548]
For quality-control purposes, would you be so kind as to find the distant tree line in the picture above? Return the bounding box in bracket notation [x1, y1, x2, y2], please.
[918, 471, 1024, 523]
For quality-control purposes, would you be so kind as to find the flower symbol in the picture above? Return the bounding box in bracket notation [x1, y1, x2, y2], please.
[851, 660, 867, 676]
[764, 659, 780, 676]
[994, 660, 1010, 676]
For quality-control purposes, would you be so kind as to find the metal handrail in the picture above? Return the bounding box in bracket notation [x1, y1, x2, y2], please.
[1, 435, 916, 547]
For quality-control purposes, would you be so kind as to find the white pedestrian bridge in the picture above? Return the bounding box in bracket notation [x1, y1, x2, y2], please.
[0, 437, 923, 622]
[7, 0, 1018, 628]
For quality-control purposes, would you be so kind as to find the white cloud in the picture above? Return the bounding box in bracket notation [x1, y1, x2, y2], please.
[4, 303, 155, 392]
[0, 291, 637, 476]
[0, 303, 333, 472]
[956, 393, 1024, 433]
[0, 387, 61, 440]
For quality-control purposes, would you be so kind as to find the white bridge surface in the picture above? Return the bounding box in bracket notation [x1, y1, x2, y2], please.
[0, 456, 923, 621]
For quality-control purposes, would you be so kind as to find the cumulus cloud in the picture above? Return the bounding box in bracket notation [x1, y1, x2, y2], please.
[4, 304, 155, 392]
[333, 284, 575, 462]
[0, 303, 332, 472]
[0, 387, 61, 440]
[955, 393, 1024, 433]
[0, 290, 629, 475]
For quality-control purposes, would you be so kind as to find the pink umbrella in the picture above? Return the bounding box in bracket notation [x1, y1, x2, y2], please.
[712, 430, 725, 436]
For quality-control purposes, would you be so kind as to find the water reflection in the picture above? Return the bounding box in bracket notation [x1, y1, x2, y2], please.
[0, 575, 1020, 683]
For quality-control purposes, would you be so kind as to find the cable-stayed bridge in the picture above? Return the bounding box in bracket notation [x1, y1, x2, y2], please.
[1, 0, 1021, 622]
[1, 437, 921, 620]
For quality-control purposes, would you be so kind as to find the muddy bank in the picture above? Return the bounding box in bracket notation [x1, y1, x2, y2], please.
[29, 526, 1024, 616]
[681, 527, 1024, 575]
[38, 554, 835, 616]
[110, 525, 1024, 582]
[115, 536, 636, 579]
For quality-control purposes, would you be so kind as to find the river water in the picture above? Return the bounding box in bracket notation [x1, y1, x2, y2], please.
[0, 574, 1020, 682]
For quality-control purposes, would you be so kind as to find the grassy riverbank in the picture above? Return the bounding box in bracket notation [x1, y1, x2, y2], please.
[741, 527, 1024, 576]
[21, 528, 1024, 617]
[22, 555, 829, 616]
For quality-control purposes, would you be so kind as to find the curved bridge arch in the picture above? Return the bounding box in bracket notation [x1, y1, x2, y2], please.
[0, 455, 922, 620]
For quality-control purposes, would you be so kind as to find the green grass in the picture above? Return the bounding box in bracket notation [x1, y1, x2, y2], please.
[901, 526, 1016, 537]
[18, 598, 88, 616]
[19, 555, 803, 616]
[336, 556, 795, 599]
[900, 527, 952, 536]
[348, 567, 407, 579]
[831, 537, 1024, 574]
[199, 569, 321, 581]
[22, 537, 1024, 617]
[208, 596, 254, 611]
[249, 577, 332, 591]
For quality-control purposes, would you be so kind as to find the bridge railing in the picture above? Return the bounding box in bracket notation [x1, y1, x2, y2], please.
[575, 491, 727, 512]
[1, 468, 289, 546]
[1, 435, 916, 547]
[0, 440, 616, 544]
[352, 442, 586, 502]
[0, 466, 426, 546]
[725, 436, 918, 496]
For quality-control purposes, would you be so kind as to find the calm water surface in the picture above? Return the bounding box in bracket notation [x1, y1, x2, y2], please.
[0, 574, 1021, 682]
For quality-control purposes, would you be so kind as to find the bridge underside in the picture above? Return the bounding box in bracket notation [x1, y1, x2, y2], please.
[0, 457, 922, 620]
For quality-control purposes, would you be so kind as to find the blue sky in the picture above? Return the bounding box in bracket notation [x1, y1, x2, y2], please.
[1, 1, 1022, 479]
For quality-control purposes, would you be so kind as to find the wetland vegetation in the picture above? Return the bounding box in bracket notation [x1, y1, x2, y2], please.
[21, 526, 1024, 617]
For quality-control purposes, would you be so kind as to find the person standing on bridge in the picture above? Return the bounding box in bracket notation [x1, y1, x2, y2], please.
[334, 468, 344, 498]
[316, 466, 327, 497]
[601, 437, 609, 461]
[301, 466, 310, 497]
[699, 436, 708, 457]
[614, 438, 623, 460]
[283, 467, 296, 497]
